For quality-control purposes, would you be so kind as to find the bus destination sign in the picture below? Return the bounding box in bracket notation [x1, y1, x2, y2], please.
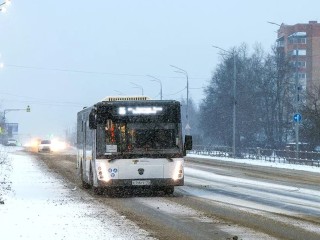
[118, 106, 163, 115]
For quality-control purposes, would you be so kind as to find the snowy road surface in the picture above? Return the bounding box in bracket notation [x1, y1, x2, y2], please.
[184, 165, 320, 218]
[0, 148, 154, 240]
[2, 147, 320, 240]
[182, 159, 320, 239]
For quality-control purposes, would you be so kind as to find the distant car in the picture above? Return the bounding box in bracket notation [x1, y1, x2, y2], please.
[5, 139, 17, 146]
[38, 140, 52, 152]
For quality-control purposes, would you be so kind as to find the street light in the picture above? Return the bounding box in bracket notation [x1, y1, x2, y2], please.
[169, 65, 190, 134]
[267, 21, 281, 27]
[212, 45, 237, 158]
[0, 0, 11, 12]
[147, 75, 162, 100]
[130, 82, 144, 95]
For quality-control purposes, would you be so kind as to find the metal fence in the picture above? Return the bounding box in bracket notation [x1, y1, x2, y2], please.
[189, 145, 320, 167]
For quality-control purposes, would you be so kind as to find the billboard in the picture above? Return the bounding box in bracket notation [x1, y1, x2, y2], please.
[5, 123, 19, 136]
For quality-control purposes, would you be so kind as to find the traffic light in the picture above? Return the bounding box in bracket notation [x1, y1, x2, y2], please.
[26, 105, 31, 112]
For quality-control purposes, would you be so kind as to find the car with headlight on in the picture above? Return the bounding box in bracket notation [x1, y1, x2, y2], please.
[5, 138, 18, 146]
[38, 140, 52, 152]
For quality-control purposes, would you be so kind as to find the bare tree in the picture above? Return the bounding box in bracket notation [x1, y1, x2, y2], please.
[200, 43, 294, 149]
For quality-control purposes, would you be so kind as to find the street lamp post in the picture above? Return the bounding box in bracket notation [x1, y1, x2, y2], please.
[147, 75, 162, 100]
[3, 105, 31, 121]
[267, 21, 281, 27]
[0, 0, 11, 12]
[169, 65, 190, 134]
[292, 34, 300, 159]
[212, 45, 237, 158]
[130, 82, 144, 96]
[268, 21, 300, 158]
[2, 105, 31, 138]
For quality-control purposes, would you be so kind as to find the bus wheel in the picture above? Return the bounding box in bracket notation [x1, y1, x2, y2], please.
[93, 186, 104, 195]
[82, 180, 91, 189]
[105, 187, 116, 197]
[89, 166, 94, 187]
[81, 165, 91, 189]
[164, 186, 174, 195]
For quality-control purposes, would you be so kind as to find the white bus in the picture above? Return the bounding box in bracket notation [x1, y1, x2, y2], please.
[77, 96, 192, 195]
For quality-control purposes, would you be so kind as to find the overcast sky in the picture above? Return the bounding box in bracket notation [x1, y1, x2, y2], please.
[0, 0, 319, 140]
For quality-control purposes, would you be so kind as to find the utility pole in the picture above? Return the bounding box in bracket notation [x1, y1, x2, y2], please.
[294, 38, 300, 159]
[169, 65, 190, 134]
[147, 75, 163, 100]
[130, 82, 144, 96]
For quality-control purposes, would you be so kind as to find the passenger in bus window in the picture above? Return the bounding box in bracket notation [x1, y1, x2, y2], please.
[105, 126, 110, 144]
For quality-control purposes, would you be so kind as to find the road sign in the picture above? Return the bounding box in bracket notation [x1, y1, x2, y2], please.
[293, 113, 302, 122]
[185, 123, 191, 131]
[5, 123, 19, 137]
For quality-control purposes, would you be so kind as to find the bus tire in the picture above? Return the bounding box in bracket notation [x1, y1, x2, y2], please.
[81, 164, 91, 189]
[93, 186, 104, 195]
[164, 186, 174, 195]
[105, 187, 116, 197]
[89, 165, 94, 187]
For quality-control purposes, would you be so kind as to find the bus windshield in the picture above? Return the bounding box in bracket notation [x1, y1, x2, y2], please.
[97, 120, 181, 156]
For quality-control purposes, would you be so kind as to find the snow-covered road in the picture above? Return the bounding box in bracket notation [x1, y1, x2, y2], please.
[182, 156, 320, 239]
[182, 165, 320, 235]
[184, 166, 320, 217]
[2, 147, 320, 240]
[0, 148, 154, 240]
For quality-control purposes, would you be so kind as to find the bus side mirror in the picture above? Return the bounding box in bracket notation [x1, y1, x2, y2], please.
[89, 110, 97, 129]
[184, 135, 192, 151]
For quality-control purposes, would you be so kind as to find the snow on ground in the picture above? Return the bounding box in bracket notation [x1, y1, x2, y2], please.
[0, 147, 155, 240]
[187, 153, 320, 173]
[184, 153, 320, 235]
[136, 197, 278, 240]
[1, 148, 318, 240]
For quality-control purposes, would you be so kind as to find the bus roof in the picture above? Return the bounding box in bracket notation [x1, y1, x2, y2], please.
[101, 96, 151, 102]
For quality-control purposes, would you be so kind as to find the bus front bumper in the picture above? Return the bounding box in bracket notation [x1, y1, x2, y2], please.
[97, 177, 184, 187]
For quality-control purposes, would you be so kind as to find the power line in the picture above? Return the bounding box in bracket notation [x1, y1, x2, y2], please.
[0, 85, 204, 109]
[5, 64, 208, 80]
[165, 87, 187, 96]
[190, 87, 205, 90]
[1, 99, 85, 108]
[6, 64, 146, 77]
[0, 92, 85, 106]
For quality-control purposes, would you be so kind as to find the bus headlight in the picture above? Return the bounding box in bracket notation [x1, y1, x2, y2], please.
[96, 162, 110, 182]
[172, 162, 183, 181]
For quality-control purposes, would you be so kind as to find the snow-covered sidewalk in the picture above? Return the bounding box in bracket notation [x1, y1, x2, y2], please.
[187, 153, 320, 173]
[0, 149, 154, 240]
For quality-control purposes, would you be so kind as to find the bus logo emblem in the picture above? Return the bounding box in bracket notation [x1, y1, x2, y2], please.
[138, 168, 144, 175]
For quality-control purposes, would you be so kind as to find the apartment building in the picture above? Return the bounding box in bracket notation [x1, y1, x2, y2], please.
[276, 21, 320, 99]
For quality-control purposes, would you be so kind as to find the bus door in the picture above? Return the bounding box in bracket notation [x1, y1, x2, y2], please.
[83, 120, 90, 179]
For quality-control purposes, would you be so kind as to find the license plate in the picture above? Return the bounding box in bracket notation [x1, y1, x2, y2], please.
[132, 180, 151, 186]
